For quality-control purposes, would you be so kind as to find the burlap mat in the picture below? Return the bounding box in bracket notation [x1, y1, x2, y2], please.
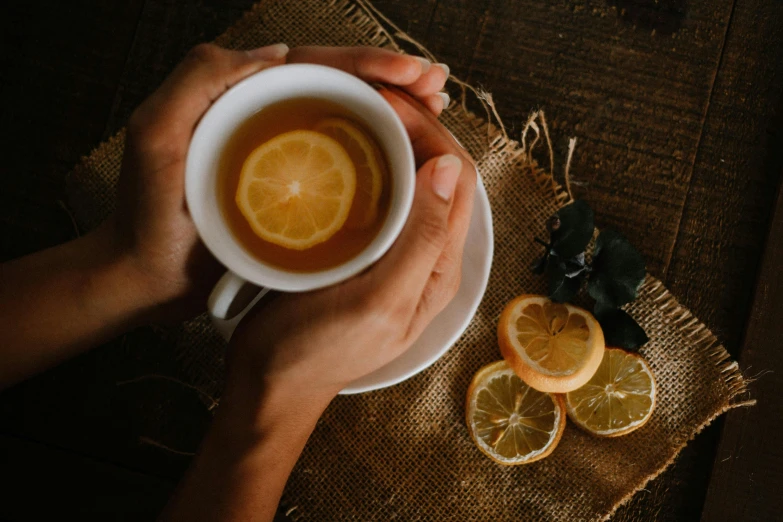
[67, 0, 750, 520]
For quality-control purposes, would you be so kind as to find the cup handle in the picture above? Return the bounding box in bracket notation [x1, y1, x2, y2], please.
[208, 271, 271, 341]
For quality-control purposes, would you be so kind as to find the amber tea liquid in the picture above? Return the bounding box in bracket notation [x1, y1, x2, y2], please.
[217, 98, 392, 272]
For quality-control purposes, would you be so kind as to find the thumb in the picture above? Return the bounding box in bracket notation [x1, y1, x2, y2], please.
[373, 154, 462, 300]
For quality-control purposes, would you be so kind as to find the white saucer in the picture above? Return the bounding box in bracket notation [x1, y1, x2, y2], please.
[340, 175, 494, 394]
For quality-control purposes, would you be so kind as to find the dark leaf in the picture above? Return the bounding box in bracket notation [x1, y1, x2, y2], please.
[547, 260, 584, 303]
[588, 229, 646, 308]
[549, 200, 595, 258]
[531, 254, 549, 275]
[593, 300, 616, 317]
[561, 252, 585, 268]
[594, 306, 649, 351]
[563, 253, 590, 278]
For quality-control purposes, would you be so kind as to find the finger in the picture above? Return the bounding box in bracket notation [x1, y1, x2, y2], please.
[379, 88, 477, 333]
[400, 63, 449, 98]
[286, 47, 448, 116]
[398, 166, 477, 343]
[372, 154, 462, 304]
[407, 153, 477, 341]
[420, 93, 449, 117]
[380, 87, 469, 164]
[133, 43, 289, 141]
[287, 46, 429, 86]
[379, 88, 477, 217]
[380, 87, 477, 277]
[434, 171, 476, 275]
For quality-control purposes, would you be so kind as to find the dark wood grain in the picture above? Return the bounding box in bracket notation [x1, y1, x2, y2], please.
[664, 0, 783, 356]
[0, 0, 146, 259]
[700, 176, 783, 520]
[376, 0, 733, 276]
[1, 0, 781, 520]
[0, 433, 174, 521]
[616, 0, 783, 518]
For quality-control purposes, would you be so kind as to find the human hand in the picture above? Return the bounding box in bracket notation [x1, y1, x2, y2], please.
[158, 80, 467, 522]
[104, 43, 451, 321]
[227, 87, 477, 410]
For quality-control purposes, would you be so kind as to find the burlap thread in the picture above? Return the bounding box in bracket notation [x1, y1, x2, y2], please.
[67, 1, 750, 520]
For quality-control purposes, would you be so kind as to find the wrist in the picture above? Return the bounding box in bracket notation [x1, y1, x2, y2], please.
[196, 366, 331, 471]
[89, 216, 198, 323]
[220, 357, 335, 435]
[227, 326, 341, 409]
[79, 221, 162, 327]
[160, 348, 326, 522]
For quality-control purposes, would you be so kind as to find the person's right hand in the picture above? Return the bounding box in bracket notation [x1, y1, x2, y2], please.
[226, 87, 477, 410]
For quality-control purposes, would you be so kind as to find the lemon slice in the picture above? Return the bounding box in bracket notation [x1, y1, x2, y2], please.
[498, 295, 605, 393]
[466, 360, 566, 465]
[314, 117, 383, 229]
[236, 130, 356, 250]
[565, 347, 656, 437]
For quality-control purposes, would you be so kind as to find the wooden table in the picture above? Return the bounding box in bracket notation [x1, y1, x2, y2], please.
[1, 0, 781, 519]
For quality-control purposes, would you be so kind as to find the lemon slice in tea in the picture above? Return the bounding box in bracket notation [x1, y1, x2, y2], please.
[236, 130, 356, 250]
[314, 117, 384, 229]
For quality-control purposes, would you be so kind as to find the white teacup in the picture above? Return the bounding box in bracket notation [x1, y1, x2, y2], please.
[185, 64, 416, 339]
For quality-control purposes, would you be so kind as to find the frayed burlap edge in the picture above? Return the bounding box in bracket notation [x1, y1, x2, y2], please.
[599, 277, 753, 519]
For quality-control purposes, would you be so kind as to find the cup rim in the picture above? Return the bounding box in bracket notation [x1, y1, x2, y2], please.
[185, 64, 415, 292]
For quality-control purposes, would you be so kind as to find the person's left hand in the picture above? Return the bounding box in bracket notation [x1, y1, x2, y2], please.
[226, 87, 476, 404]
[106, 43, 450, 320]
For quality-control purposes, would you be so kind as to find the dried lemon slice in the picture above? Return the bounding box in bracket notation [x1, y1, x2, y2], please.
[466, 360, 566, 465]
[498, 295, 605, 393]
[565, 347, 656, 437]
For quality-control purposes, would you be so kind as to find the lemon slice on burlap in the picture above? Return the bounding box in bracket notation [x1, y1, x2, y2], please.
[498, 295, 605, 393]
[565, 347, 656, 437]
[466, 360, 566, 465]
[314, 117, 383, 229]
[236, 130, 356, 250]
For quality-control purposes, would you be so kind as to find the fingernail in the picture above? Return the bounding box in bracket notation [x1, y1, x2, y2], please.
[434, 63, 450, 77]
[432, 154, 462, 201]
[246, 43, 289, 60]
[414, 56, 431, 74]
[438, 92, 451, 108]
